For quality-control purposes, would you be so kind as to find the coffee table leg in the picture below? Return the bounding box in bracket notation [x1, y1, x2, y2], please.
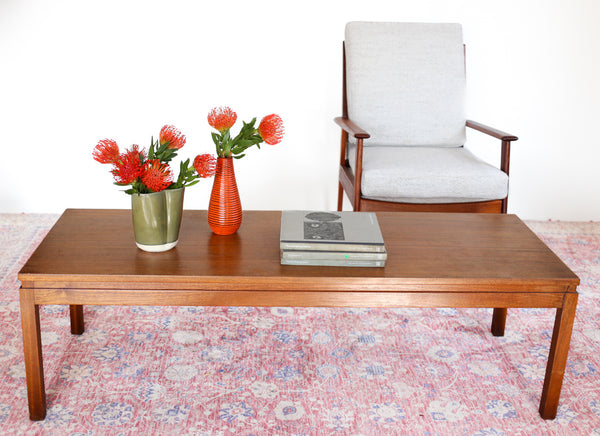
[19, 288, 47, 421]
[539, 291, 578, 419]
[69, 305, 84, 335]
[491, 308, 507, 336]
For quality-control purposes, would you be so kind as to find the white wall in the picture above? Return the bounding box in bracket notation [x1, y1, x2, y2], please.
[1, 0, 599, 220]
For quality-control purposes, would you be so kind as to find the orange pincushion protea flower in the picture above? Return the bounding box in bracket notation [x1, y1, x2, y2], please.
[93, 139, 120, 164]
[258, 114, 285, 145]
[141, 159, 173, 192]
[94, 125, 216, 195]
[193, 154, 217, 178]
[111, 145, 145, 185]
[159, 125, 186, 150]
[208, 106, 284, 158]
[207, 107, 237, 132]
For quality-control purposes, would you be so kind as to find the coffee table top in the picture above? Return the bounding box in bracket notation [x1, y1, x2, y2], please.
[18, 209, 578, 293]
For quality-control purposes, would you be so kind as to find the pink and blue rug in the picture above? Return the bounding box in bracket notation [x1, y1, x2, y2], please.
[1, 214, 599, 435]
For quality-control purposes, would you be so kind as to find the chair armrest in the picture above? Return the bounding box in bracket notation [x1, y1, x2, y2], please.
[466, 120, 518, 142]
[334, 117, 371, 139]
[467, 120, 515, 188]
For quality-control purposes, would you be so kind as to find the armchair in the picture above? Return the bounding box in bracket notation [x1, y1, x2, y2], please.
[336, 22, 518, 214]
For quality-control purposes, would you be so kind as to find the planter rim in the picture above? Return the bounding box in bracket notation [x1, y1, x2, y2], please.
[131, 187, 185, 197]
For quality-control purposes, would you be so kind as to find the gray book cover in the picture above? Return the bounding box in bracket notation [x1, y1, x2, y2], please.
[280, 211, 385, 252]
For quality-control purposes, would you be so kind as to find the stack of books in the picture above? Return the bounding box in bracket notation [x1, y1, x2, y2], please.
[279, 210, 386, 267]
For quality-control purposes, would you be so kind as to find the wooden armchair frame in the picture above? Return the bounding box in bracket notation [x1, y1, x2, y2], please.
[336, 43, 518, 214]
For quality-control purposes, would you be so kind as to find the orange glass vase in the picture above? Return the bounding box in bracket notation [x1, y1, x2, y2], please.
[208, 157, 242, 235]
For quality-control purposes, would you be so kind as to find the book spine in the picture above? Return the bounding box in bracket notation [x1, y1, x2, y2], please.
[281, 250, 387, 261]
[280, 259, 386, 267]
[280, 242, 386, 253]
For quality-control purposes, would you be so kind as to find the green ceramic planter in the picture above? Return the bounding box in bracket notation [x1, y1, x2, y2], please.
[131, 187, 184, 252]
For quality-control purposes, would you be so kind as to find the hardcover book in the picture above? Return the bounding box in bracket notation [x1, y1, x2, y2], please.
[280, 211, 386, 253]
[280, 258, 386, 267]
[281, 250, 387, 261]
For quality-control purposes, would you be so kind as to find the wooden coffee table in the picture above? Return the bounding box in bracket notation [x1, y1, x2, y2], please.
[18, 209, 579, 420]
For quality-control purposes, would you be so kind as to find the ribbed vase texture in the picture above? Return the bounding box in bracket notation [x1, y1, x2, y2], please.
[208, 157, 242, 235]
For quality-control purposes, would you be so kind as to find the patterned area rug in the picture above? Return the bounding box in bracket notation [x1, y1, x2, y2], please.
[1, 214, 599, 435]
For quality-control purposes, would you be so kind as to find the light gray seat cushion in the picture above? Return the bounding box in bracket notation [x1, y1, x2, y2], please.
[347, 144, 508, 203]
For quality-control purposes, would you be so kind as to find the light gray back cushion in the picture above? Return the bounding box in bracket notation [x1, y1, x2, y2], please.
[345, 22, 467, 147]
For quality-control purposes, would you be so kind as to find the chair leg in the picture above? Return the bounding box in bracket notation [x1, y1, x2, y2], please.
[337, 183, 344, 211]
[491, 308, 507, 336]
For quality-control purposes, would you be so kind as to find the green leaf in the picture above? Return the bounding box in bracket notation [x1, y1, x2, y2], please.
[222, 130, 231, 144]
[148, 138, 155, 161]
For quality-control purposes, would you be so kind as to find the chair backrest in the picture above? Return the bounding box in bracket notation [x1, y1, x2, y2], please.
[345, 22, 466, 147]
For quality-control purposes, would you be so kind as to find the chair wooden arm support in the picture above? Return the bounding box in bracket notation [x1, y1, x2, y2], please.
[334, 117, 371, 139]
[466, 120, 518, 142]
[335, 117, 367, 210]
[467, 120, 516, 187]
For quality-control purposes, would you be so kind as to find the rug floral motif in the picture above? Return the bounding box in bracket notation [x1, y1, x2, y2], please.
[1, 215, 599, 435]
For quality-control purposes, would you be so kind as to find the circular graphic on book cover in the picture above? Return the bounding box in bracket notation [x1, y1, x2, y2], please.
[304, 212, 344, 240]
